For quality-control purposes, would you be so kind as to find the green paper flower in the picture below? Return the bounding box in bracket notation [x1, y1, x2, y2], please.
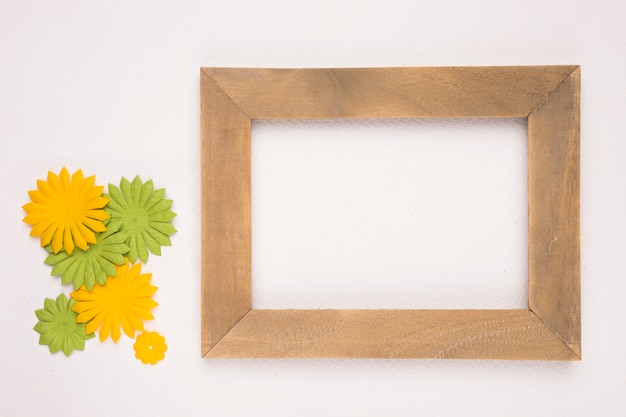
[105, 176, 176, 263]
[34, 293, 94, 356]
[44, 220, 130, 290]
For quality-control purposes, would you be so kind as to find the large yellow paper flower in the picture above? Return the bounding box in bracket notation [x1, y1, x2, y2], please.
[70, 261, 158, 342]
[23, 167, 110, 254]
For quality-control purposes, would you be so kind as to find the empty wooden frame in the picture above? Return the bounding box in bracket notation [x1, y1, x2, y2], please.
[200, 66, 580, 360]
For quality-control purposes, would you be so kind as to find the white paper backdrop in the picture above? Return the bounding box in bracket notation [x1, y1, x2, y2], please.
[1, 1, 625, 415]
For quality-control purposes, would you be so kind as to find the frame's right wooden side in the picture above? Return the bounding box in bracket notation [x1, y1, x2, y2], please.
[528, 66, 581, 358]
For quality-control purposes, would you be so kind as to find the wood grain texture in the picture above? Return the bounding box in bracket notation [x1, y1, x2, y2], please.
[200, 66, 581, 360]
[202, 66, 577, 119]
[528, 67, 581, 358]
[206, 310, 578, 359]
[200, 71, 252, 356]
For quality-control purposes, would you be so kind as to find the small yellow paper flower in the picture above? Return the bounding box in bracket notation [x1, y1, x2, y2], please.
[71, 261, 158, 342]
[134, 331, 167, 365]
[23, 167, 110, 254]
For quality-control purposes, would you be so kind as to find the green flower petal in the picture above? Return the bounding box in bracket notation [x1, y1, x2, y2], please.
[34, 321, 50, 333]
[120, 177, 133, 202]
[146, 199, 172, 215]
[38, 330, 54, 345]
[44, 298, 58, 314]
[96, 256, 116, 278]
[33, 293, 94, 356]
[107, 184, 128, 210]
[62, 260, 82, 286]
[49, 255, 75, 277]
[75, 261, 87, 286]
[56, 294, 69, 311]
[130, 176, 142, 206]
[149, 222, 177, 236]
[100, 251, 126, 265]
[35, 308, 54, 322]
[44, 251, 69, 266]
[84, 262, 95, 290]
[136, 234, 149, 263]
[149, 210, 177, 223]
[103, 242, 130, 252]
[141, 230, 162, 256]
[106, 198, 126, 213]
[143, 188, 165, 210]
[145, 227, 172, 247]
[126, 233, 138, 263]
[104, 176, 177, 263]
[138, 180, 153, 207]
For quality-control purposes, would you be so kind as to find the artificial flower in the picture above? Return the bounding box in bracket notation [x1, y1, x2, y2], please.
[71, 261, 158, 342]
[105, 176, 176, 263]
[34, 293, 94, 356]
[106, 176, 176, 263]
[23, 167, 110, 254]
[133, 331, 167, 365]
[44, 220, 130, 290]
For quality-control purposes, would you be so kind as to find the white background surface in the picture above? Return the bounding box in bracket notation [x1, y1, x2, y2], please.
[1, 1, 625, 415]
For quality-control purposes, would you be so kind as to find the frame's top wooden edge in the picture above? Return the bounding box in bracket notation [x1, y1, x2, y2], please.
[200, 66, 580, 119]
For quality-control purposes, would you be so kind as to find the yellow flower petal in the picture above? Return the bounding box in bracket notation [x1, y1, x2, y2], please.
[83, 215, 108, 231]
[51, 225, 64, 253]
[40, 223, 58, 246]
[59, 167, 70, 192]
[28, 190, 50, 204]
[63, 226, 75, 254]
[47, 170, 60, 193]
[30, 217, 57, 237]
[100, 317, 113, 342]
[110, 322, 121, 342]
[37, 179, 54, 199]
[70, 169, 84, 189]
[69, 223, 88, 251]
[86, 196, 110, 210]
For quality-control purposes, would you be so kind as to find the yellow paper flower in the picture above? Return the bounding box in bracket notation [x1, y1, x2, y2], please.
[23, 167, 110, 254]
[71, 261, 158, 342]
[134, 331, 167, 365]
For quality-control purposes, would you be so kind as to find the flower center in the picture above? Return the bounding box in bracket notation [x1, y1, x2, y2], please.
[122, 208, 149, 232]
[56, 195, 82, 224]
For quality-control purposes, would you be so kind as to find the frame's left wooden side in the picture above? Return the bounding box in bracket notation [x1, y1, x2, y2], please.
[200, 71, 252, 356]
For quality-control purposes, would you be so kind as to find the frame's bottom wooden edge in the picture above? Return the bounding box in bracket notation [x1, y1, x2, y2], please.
[202, 309, 579, 360]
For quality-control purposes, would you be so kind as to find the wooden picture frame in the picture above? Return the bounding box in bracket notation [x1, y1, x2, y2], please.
[200, 66, 580, 360]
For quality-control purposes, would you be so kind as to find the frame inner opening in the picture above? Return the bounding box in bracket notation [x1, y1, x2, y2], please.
[251, 118, 528, 309]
